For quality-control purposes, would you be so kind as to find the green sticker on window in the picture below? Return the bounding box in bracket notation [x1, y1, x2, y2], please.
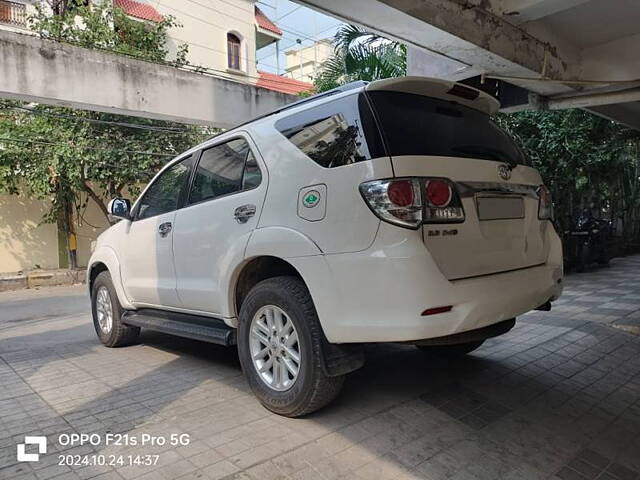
[303, 190, 320, 208]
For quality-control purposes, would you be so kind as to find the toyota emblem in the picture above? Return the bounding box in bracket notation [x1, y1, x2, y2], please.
[498, 164, 512, 181]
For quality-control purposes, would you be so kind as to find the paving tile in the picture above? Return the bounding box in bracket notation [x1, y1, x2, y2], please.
[200, 460, 240, 480]
[556, 466, 589, 480]
[605, 462, 640, 480]
[3, 257, 640, 479]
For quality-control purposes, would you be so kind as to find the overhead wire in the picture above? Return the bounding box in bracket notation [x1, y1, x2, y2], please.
[0, 136, 177, 157]
[23, 1, 324, 87]
[257, 1, 275, 9]
[274, 5, 302, 21]
[0, 3, 324, 142]
[2, 106, 196, 134]
[27, 33, 308, 88]
[165, 0, 325, 44]
[255, 22, 342, 68]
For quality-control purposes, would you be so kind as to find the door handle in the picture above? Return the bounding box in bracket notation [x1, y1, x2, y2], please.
[158, 222, 172, 237]
[234, 204, 256, 224]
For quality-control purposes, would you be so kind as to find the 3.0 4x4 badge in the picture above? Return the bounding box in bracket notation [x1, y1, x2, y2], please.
[302, 190, 321, 208]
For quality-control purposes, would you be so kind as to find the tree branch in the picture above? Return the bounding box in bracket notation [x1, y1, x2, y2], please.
[82, 180, 110, 224]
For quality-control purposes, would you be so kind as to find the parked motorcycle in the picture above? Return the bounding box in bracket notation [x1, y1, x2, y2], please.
[564, 213, 615, 272]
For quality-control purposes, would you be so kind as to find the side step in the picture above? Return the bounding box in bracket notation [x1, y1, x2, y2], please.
[122, 309, 236, 346]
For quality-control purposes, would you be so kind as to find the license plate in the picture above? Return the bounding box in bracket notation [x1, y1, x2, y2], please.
[476, 196, 524, 221]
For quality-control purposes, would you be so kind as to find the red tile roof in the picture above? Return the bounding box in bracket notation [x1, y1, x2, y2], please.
[255, 6, 282, 36]
[257, 71, 314, 95]
[114, 0, 163, 23]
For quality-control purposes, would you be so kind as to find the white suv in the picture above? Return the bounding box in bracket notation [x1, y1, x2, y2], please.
[88, 77, 563, 417]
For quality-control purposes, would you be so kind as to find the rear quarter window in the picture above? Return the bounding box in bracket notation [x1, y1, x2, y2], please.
[275, 93, 385, 168]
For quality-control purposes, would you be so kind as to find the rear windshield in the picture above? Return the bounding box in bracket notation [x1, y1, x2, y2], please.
[366, 91, 528, 166]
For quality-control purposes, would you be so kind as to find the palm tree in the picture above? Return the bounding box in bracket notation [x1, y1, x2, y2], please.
[314, 25, 406, 92]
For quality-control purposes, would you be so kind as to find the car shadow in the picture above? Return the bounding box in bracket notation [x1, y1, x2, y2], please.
[2, 311, 640, 479]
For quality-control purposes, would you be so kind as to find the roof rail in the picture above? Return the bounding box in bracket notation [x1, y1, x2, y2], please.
[273, 80, 369, 115]
[226, 80, 369, 133]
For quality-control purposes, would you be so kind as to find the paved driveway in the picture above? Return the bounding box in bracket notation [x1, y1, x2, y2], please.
[1, 258, 640, 480]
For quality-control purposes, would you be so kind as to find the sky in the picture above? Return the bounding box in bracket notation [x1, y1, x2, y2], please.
[255, 0, 343, 75]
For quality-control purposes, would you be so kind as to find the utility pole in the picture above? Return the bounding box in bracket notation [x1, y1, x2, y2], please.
[297, 38, 302, 80]
[313, 14, 317, 81]
[275, 0, 280, 74]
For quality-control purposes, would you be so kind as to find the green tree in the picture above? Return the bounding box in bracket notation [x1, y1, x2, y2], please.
[0, 4, 208, 268]
[29, 1, 190, 65]
[0, 102, 213, 268]
[0, 103, 210, 219]
[497, 110, 640, 250]
[314, 25, 406, 92]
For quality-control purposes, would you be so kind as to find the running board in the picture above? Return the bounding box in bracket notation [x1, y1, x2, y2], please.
[122, 309, 236, 346]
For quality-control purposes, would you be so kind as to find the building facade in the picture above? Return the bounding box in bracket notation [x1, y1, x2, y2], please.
[121, 0, 279, 85]
[0, 0, 314, 92]
[284, 38, 332, 83]
[0, 0, 313, 273]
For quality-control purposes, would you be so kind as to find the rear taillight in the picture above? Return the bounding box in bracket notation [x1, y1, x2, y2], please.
[387, 180, 416, 207]
[360, 177, 464, 229]
[359, 178, 423, 229]
[424, 179, 464, 223]
[425, 180, 452, 207]
[537, 185, 553, 220]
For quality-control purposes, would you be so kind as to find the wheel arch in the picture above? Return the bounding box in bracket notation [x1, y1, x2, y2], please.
[232, 255, 302, 318]
[87, 247, 134, 310]
[231, 255, 365, 378]
[227, 225, 324, 319]
[88, 262, 109, 293]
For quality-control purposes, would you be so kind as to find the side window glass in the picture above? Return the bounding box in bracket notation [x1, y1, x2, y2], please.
[242, 151, 262, 190]
[190, 139, 249, 204]
[136, 156, 192, 220]
[274, 93, 384, 168]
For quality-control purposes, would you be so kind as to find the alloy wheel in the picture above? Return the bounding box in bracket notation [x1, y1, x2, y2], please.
[249, 305, 301, 391]
[96, 286, 114, 334]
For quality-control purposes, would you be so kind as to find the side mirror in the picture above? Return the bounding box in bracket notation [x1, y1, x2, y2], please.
[108, 198, 131, 220]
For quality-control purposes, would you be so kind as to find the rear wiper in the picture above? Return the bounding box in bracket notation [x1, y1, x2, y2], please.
[452, 145, 518, 168]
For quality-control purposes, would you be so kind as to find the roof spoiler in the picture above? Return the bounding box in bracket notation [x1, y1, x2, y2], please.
[366, 76, 500, 115]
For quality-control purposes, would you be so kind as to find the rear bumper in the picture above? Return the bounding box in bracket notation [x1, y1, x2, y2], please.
[288, 222, 563, 343]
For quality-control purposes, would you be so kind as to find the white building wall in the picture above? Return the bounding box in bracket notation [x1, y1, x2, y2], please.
[0, 193, 59, 273]
[0, 0, 261, 84]
[0, 0, 276, 272]
[285, 39, 332, 83]
[156, 0, 259, 84]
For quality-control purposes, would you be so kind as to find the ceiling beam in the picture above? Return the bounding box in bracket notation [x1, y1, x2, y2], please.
[547, 87, 640, 110]
[296, 0, 576, 93]
[492, 0, 591, 24]
[588, 103, 640, 132]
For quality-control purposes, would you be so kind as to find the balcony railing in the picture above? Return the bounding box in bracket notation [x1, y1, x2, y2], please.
[0, 0, 27, 27]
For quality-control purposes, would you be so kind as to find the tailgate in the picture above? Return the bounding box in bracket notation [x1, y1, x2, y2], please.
[396, 156, 550, 280]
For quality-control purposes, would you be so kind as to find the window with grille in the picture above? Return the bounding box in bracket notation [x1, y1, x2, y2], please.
[227, 33, 241, 70]
[0, 1, 27, 27]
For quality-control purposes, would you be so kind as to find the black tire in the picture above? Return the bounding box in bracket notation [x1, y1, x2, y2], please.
[416, 340, 485, 357]
[597, 247, 611, 266]
[237, 276, 344, 417]
[91, 271, 140, 347]
[576, 243, 588, 272]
